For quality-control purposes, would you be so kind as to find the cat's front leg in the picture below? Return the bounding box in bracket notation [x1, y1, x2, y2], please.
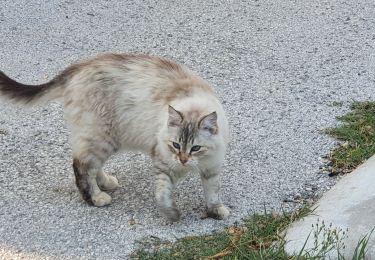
[200, 168, 230, 220]
[154, 168, 181, 222]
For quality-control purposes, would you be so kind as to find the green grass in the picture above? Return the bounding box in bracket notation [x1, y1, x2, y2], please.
[133, 207, 372, 259]
[352, 228, 375, 260]
[133, 210, 374, 259]
[326, 101, 375, 173]
[133, 207, 311, 259]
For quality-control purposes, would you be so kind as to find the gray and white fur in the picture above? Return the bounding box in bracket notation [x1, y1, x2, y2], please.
[0, 53, 230, 221]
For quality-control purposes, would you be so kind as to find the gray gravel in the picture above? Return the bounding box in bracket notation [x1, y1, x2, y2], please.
[1, 0, 375, 259]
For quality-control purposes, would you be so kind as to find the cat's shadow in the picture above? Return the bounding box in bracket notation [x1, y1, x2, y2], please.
[99, 153, 206, 223]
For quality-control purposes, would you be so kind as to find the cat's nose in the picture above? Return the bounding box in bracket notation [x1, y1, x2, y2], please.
[179, 154, 189, 165]
[180, 158, 188, 165]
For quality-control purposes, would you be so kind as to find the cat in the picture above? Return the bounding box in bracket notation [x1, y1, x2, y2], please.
[0, 53, 230, 221]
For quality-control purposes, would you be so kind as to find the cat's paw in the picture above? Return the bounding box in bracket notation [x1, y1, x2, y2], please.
[98, 174, 120, 191]
[91, 192, 112, 207]
[159, 207, 181, 222]
[207, 205, 230, 220]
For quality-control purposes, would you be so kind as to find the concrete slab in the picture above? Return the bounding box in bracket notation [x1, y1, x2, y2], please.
[285, 155, 375, 258]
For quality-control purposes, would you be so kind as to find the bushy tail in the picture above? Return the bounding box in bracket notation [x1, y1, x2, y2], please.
[0, 70, 66, 105]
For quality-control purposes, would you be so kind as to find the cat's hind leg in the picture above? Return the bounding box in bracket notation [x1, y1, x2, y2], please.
[72, 137, 117, 207]
[73, 158, 111, 206]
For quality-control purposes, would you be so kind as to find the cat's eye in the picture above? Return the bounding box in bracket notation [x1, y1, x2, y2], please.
[172, 142, 180, 149]
[191, 145, 201, 152]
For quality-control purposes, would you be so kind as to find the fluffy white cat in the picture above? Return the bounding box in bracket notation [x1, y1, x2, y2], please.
[0, 53, 230, 221]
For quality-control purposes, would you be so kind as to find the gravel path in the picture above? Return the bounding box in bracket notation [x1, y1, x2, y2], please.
[1, 0, 374, 259]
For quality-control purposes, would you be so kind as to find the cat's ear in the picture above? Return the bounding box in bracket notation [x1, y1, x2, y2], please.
[198, 111, 218, 135]
[168, 105, 184, 127]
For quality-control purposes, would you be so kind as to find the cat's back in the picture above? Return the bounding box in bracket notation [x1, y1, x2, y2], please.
[79, 53, 192, 84]
[76, 53, 215, 103]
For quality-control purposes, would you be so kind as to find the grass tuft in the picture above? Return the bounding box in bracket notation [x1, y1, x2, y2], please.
[326, 101, 375, 174]
[352, 228, 375, 260]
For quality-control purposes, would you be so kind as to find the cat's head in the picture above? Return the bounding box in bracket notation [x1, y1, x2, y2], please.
[164, 105, 220, 167]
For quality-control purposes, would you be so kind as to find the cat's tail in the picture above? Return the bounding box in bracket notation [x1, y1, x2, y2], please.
[0, 69, 70, 105]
